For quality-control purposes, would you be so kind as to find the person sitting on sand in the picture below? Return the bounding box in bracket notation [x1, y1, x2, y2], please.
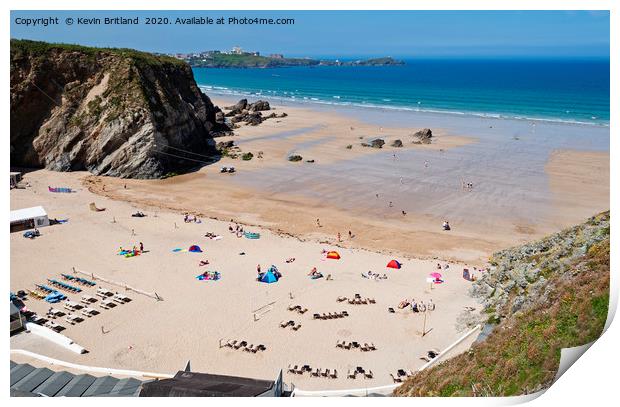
[228, 225, 234, 233]
[199, 260, 209, 266]
[308, 267, 318, 276]
[286, 258, 295, 263]
[411, 301, 418, 313]
[257, 264, 261, 274]
[382, 273, 387, 279]
[442, 220, 451, 231]
[419, 301, 427, 312]
[427, 299, 435, 311]
[437, 263, 442, 269]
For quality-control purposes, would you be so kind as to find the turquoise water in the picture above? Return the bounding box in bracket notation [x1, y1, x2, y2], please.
[193, 59, 609, 126]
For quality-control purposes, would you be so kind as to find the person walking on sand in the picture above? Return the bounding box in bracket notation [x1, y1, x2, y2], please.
[337, 232, 341, 242]
[139, 242, 144, 252]
[257, 264, 261, 274]
[389, 201, 393, 208]
[316, 218, 321, 227]
[348, 230, 352, 239]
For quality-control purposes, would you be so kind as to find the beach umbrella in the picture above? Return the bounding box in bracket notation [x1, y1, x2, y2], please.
[387, 260, 402, 269]
[188, 245, 203, 253]
[430, 272, 442, 279]
[326, 251, 341, 260]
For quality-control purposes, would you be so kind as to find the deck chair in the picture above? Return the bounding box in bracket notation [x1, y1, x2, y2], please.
[364, 370, 373, 379]
[330, 370, 337, 379]
[311, 368, 320, 377]
[321, 369, 330, 378]
[292, 324, 301, 331]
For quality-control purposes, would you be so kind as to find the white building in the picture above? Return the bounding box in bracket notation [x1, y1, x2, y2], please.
[10, 206, 49, 232]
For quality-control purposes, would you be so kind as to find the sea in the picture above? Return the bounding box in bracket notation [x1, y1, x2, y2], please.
[193, 58, 610, 127]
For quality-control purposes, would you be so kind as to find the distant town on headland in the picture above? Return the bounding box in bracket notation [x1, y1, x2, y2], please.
[156, 46, 405, 68]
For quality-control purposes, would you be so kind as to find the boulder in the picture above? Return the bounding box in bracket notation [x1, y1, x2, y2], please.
[391, 139, 403, 147]
[362, 138, 385, 148]
[411, 128, 433, 144]
[248, 100, 270, 112]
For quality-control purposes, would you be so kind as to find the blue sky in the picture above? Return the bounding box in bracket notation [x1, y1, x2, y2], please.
[10, 10, 610, 58]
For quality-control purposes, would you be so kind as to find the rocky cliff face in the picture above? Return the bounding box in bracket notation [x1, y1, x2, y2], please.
[10, 40, 229, 178]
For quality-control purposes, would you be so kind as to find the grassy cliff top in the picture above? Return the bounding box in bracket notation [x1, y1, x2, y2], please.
[10, 39, 186, 68]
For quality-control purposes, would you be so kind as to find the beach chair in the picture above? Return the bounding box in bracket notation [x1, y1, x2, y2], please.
[419, 356, 431, 362]
[369, 343, 377, 351]
[289, 365, 298, 374]
[99, 302, 110, 310]
[299, 308, 308, 314]
[368, 298, 376, 304]
[287, 365, 295, 374]
[330, 370, 337, 379]
[364, 370, 374, 379]
[337, 296, 347, 302]
[295, 366, 304, 375]
[243, 344, 255, 353]
[313, 313, 321, 320]
[279, 321, 288, 328]
[347, 370, 356, 379]
[225, 340, 237, 348]
[292, 324, 302, 331]
[344, 342, 352, 350]
[361, 344, 369, 352]
[311, 368, 320, 377]
[257, 344, 266, 352]
[342, 311, 349, 317]
[336, 341, 345, 348]
[321, 369, 330, 378]
[101, 299, 116, 309]
[347, 299, 355, 304]
[390, 373, 402, 383]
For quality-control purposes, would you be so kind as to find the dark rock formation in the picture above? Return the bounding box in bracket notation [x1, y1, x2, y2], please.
[391, 139, 403, 147]
[248, 100, 270, 112]
[362, 138, 385, 148]
[10, 39, 231, 179]
[411, 128, 433, 144]
[288, 154, 303, 162]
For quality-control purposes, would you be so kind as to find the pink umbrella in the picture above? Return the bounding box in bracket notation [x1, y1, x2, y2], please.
[430, 272, 442, 279]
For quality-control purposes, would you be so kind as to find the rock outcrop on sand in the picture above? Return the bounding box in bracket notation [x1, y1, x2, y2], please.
[411, 128, 433, 144]
[223, 98, 286, 126]
[10, 39, 231, 179]
[391, 139, 403, 147]
[361, 138, 385, 148]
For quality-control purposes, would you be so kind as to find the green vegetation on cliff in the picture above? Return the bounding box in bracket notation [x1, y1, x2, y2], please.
[394, 211, 610, 397]
[10, 39, 185, 69]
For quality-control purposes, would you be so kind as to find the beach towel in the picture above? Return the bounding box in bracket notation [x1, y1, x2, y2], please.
[244, 232, 260, 239]
[49, 186, 73, 193]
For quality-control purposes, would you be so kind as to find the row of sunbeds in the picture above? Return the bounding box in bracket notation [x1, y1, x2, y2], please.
[336, 295, 376, 305]
[223, 340, 267, 353]
[335, 341, 377, 352]
[313, 311, 349, 320]
[287, 365, 339, 379]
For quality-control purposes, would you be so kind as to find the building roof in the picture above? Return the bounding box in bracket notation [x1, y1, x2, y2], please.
[10, 206, 47, 223]
[139, 371, 275, 397]
[9, 362, 145, 397]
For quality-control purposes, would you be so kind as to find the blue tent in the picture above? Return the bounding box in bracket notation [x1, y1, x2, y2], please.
[260, 271, 278, 284]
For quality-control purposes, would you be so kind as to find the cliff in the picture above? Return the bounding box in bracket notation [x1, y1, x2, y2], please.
[10, 39, 229, 179]
[394, 211, 610, 397]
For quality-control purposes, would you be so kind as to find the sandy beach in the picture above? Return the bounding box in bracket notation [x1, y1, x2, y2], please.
[11, 169, 481, 390]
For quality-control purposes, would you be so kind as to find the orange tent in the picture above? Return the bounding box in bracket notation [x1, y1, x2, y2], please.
[326, 251, 341, 260]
